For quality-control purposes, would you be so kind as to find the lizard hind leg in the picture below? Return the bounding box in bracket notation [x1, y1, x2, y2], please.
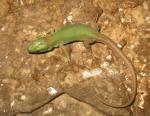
[83, 38, 95, 58]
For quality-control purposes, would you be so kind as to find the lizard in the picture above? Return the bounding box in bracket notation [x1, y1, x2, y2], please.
[27, 24, 137, 108]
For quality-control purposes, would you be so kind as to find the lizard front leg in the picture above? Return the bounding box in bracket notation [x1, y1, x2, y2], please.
[59, 42, 72, 63]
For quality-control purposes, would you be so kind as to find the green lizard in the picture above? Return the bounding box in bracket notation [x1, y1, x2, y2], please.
[27, 24, 136, 108]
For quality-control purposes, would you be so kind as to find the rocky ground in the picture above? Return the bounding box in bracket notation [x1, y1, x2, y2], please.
[0, 0, 149, 116]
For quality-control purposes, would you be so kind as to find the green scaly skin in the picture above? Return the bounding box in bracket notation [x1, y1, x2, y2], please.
[27, 24, 136, 108]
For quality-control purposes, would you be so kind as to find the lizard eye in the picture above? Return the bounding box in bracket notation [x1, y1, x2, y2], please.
[28, 37, 50, 53]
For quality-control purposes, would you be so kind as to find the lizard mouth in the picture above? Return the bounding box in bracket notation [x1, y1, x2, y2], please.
[28, 37, 50, 53]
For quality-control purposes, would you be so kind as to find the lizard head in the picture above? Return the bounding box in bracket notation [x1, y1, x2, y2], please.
[27, 37, 51, 53]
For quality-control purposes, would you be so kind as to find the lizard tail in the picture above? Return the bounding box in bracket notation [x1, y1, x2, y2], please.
[94, 34, 137, 108]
